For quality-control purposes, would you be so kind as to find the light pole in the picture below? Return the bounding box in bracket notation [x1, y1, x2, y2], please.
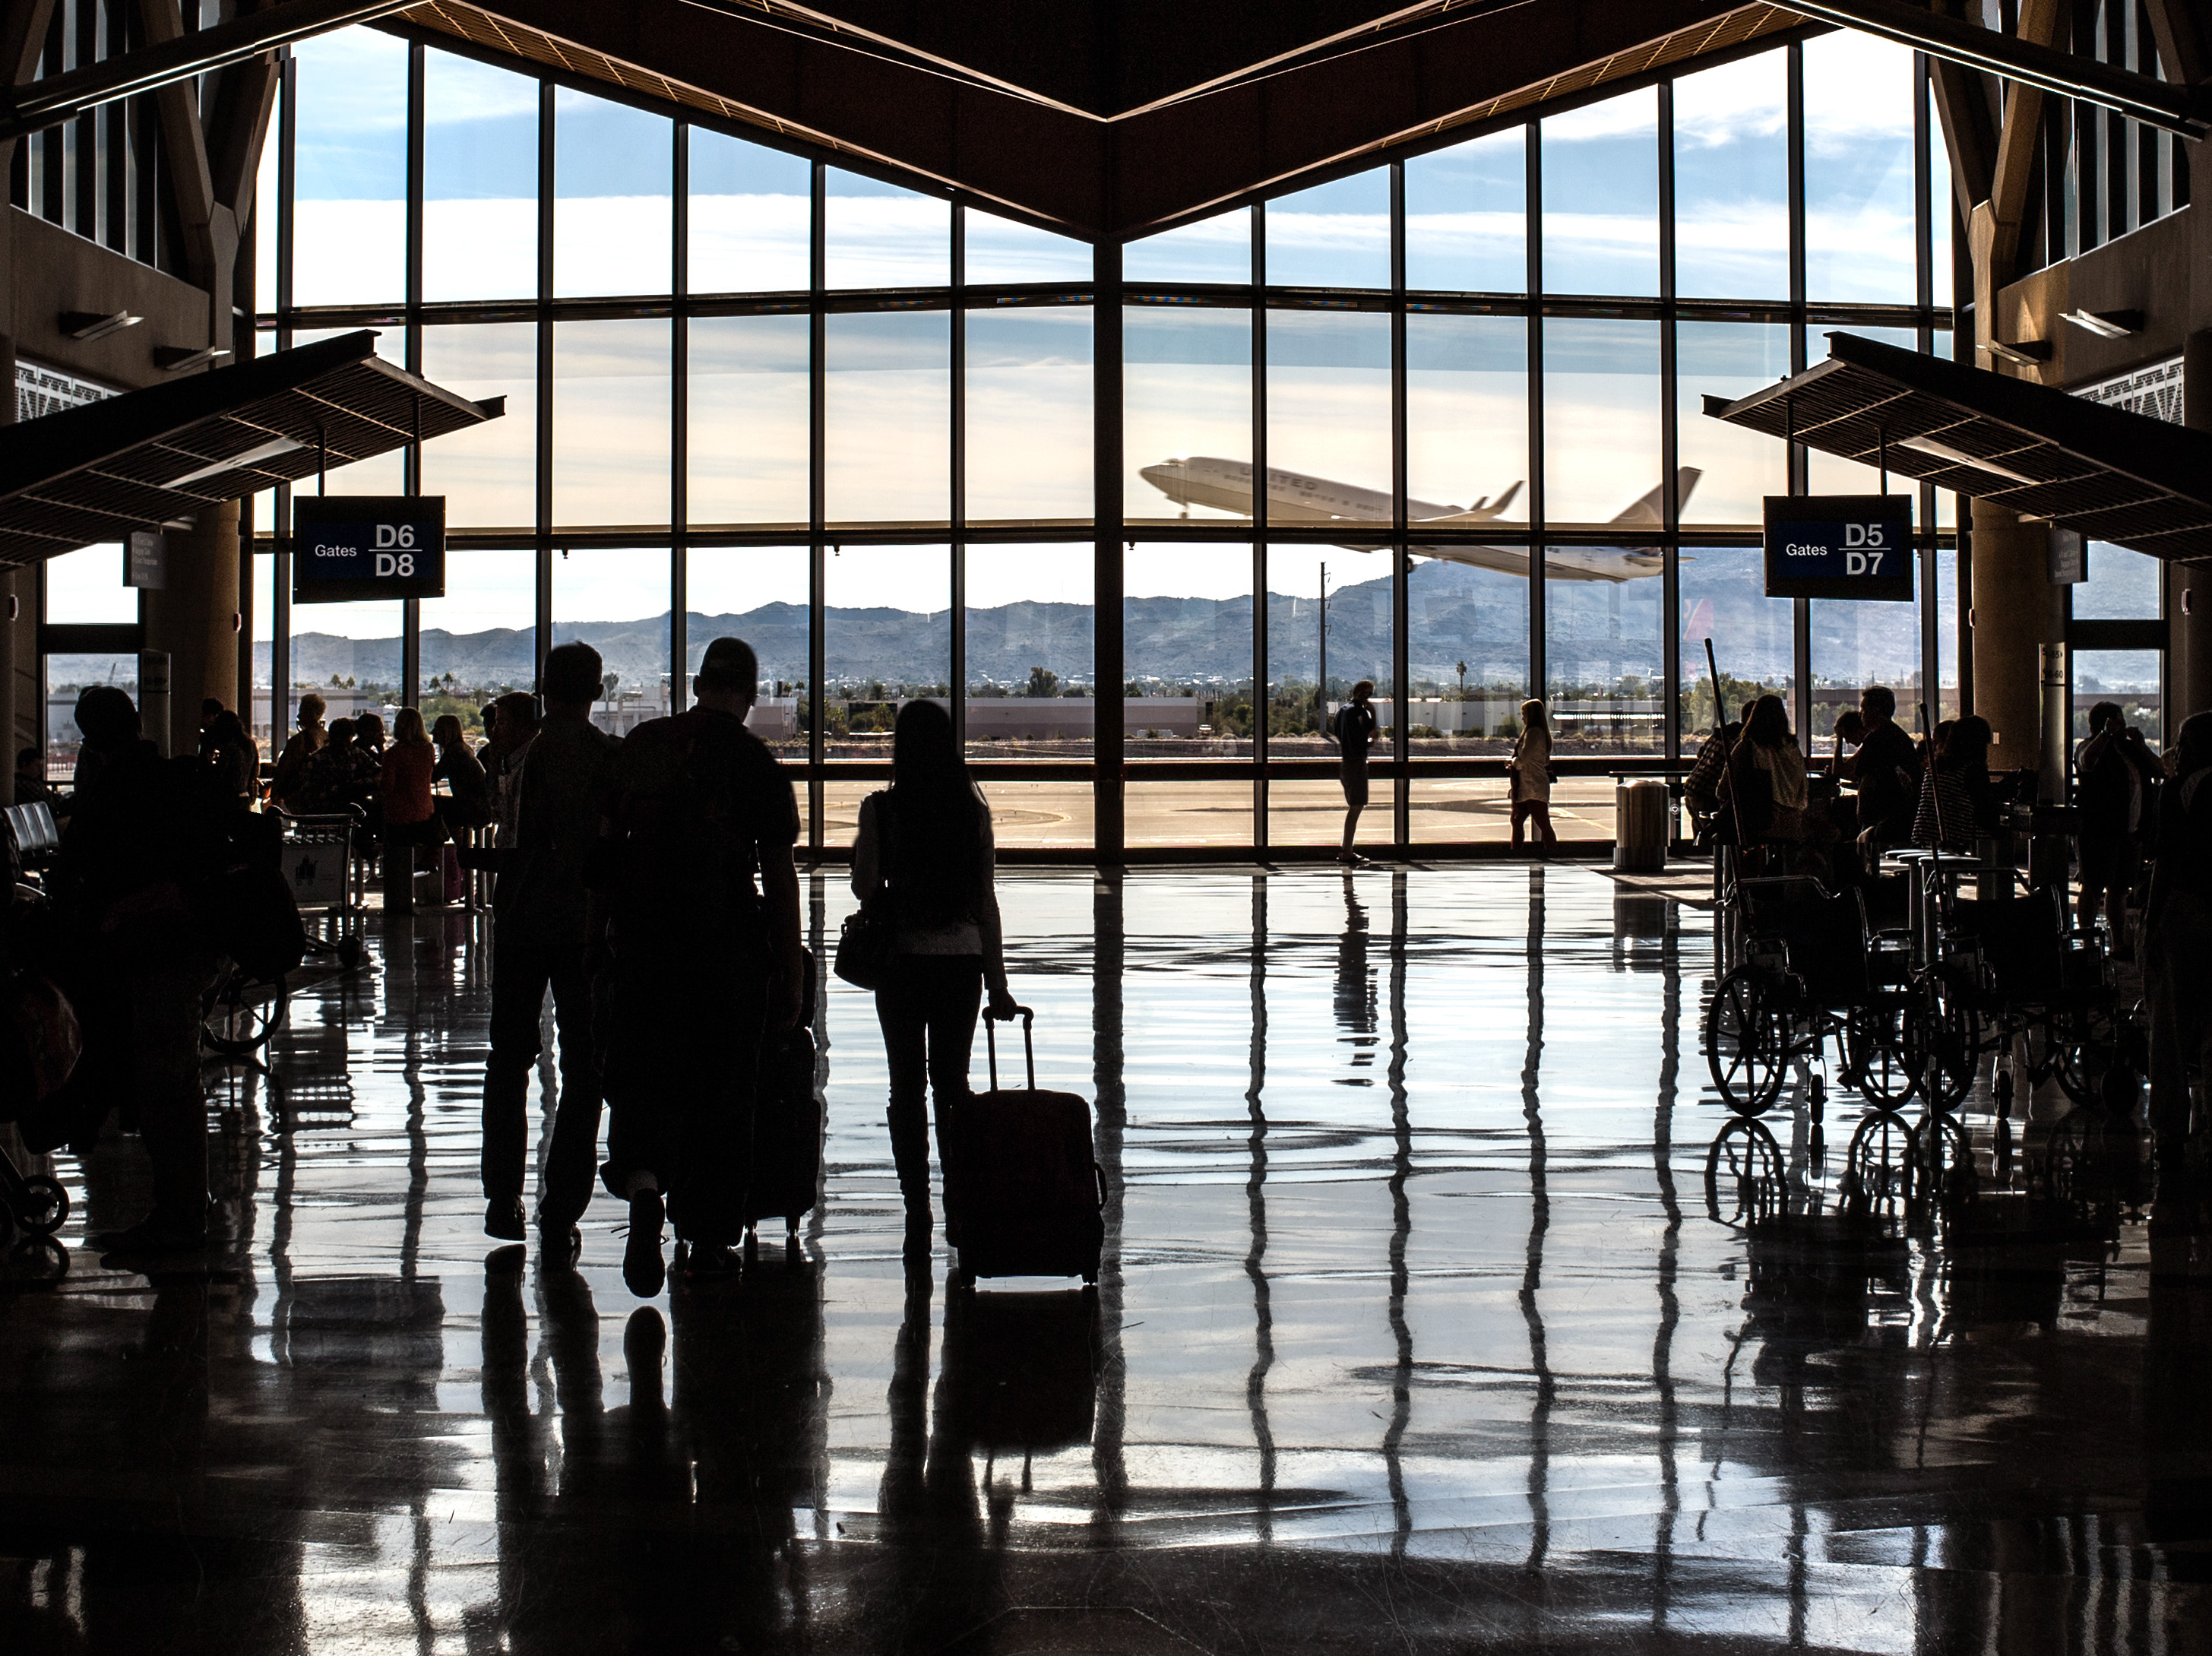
[1457, 659, 1467, 739]
[1317, 560, 1329, 737]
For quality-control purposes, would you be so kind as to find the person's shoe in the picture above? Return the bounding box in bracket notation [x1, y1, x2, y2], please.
[624, 1189, 666, 1298]
[485, 1197, 527, 1241]
[536, 1216, 582, 1264]
[681, 1240, 741, 1278]
[903, 1205, 934, 1266]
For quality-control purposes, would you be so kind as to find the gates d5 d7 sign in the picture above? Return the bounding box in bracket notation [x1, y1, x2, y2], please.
[292, 496, 446, 603]
[1763, 494, 1915, 601]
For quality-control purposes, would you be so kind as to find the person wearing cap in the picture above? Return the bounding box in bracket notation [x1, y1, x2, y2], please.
[480, 642, 619, 1249]
[593, 635, 803, 1295]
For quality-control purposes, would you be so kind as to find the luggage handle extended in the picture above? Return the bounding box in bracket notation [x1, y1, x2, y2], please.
[984, 1003, 1035, 1092]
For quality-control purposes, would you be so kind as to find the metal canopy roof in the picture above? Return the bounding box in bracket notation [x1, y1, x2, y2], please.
[0, 331, 502, 568]
[1702, 331, 2212, 562]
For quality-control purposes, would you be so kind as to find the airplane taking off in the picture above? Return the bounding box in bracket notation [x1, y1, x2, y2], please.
[1138, 457, 1701, 582]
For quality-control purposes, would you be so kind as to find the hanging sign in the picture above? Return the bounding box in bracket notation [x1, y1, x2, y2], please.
[124, 529, 167, 589]
[1763, 494, 1914, 601]
[292, 496, 446, 603]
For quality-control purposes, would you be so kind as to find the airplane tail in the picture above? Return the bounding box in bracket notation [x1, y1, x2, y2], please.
[1426, 479, 1523, 524]
[1611, 467, 1702, 527]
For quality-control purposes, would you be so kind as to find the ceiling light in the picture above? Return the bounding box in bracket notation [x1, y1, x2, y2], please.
[1895, 434, 2039, 485]
[154, 345, 233, 372]
[1986, 337, 2050, 366]
[60, 309, 141, 341]
[163, 435, 305, 489]
[2060, 308, 2144, 339]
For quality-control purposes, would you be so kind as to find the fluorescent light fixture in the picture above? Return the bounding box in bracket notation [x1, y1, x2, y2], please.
[1896, 434, 2039, 485]
[163, 435, 305, 489]
[1986, 337, 2051, 366]
[2060, 308, 2144, 339]
[155, 345, 233, 372]
[60, 309, 141, 342]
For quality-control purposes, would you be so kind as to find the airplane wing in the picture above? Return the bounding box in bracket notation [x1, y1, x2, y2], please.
[1403, 543, 1665, 582]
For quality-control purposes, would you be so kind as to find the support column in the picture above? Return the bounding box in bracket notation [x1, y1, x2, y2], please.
[146, 499, 245, 747]
[1967, 497, 2061, 790]
[2170, 329, 2212, 731]
[1093, 239, 1125, 866]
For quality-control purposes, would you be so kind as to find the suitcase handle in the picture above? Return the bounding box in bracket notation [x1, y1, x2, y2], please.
[984, 1003, 1035, 1092]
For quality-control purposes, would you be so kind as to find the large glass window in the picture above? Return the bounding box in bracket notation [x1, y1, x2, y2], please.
[689, 546, 811, 762]
[1126, 543, 1252, 847]
[965, 543, 1094, 772]
[1803, 33, 1919, 304]
[825, 311, 950, 524]
[291, 30, 407, 306]
[419, 552, 536, 737]
[1267, 310, 1391, 530]
[1124, 306, 1251, 524]
[1408, 312, 1527, 528]
[1125, 208, 1252, 285]
[688, 314, 809, 529]
[1677, 546, 1791, 746]
[554, 90, 672, 299]
[826, 169, 948, 288]
[1265, 171, 1390, 290]
[1542, 87, 1660, 297]
[1548, 549, 1663, 755]
[690, 131, 810, 294]
[1676, 322, 1790, 528]
[1672, 51, 1788, 300]
[965, 211, 1091, 285]
[1268, 543, 1394, 848]
[964, 308, 1093, 524]
[1406, 128, 1526, 293]
[423, 49, 538, 302]
[552, 320, 672, 528]
[421, 323, 539, 531]
[1408, 553, 1530, 757]
[1543, 317, 1663, 528]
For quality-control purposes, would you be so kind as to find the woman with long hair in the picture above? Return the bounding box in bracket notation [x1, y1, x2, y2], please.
[430, 713, 492, 831]
[852, 699, 1015, 1261]
[1508, 698, 1557, 850]
[1913, 713, 1995, 851]
[1727, 693, 1811, 844]
[380, 706, 440, 911]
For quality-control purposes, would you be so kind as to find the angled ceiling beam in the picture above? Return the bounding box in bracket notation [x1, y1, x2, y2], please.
[0, 0, 415, 142]
[2143, 0, 2209, 90]
[1926, 53, 1995, 223]
[1783, 0, 2207, 136]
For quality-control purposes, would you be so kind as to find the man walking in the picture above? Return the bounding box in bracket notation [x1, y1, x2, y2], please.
[482, 642, 617, 1248]
[1330, 679, 1380, 866]
[595, 637, 803, 1295]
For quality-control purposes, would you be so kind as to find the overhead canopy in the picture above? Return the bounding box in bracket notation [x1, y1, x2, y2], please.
[1702, 331, 2212, 562]
[0, 332, 502, 568]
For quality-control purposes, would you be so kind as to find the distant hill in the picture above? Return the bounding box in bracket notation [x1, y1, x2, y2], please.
[264, 559, 1898, 695]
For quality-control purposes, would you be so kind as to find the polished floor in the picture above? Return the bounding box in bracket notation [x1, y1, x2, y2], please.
[2, 866, 2208, 1654]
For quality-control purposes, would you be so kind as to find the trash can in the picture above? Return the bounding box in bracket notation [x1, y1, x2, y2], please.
[1613, 778, 1669, 873]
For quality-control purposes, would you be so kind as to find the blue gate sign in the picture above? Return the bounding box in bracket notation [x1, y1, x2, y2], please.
[1763, 494, 1914, 600]
[293, 496, 446, 603]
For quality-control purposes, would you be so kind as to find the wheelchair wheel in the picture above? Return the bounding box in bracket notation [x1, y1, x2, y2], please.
[2043, 1004, 2122, 1110]
[1920, 1112, 1976, 1206]
[1844, 1005, 1921, 1110]
[1704, 1116, 1785, 1224]
[1843, 1110, 1918, 1207]
[203, 967, 288, 1057]
[11, 1173, 68, 1237]
[1705, 965, 1790, 1116]
[1919, 992, 1983, 1114]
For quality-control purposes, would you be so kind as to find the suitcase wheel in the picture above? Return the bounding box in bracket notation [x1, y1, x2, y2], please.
[953, 1264, 976, 1290]
[1082, 1268, 1097, 1287]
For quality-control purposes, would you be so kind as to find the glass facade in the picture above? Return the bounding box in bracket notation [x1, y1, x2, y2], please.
[247, 32, 1960, 853]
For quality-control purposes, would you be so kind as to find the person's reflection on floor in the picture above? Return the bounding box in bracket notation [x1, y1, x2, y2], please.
[1334, 875, 1378, 1082]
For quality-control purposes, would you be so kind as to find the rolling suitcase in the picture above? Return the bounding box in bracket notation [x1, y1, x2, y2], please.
[745, 948, 822, 1255]
[946, 1008, 1106, 1290]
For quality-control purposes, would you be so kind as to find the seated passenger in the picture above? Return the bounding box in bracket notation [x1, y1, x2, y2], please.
[201, 708, 259, 801]
[1725, 695, 1814, 844]
[1685, 698, 1755, 841]
[270, 692, 328, 806]
[14, 746, 60, 812]
[1848, 686, 1921, 847]
[1913, 715, 1997, 851]
[296, 717, 380, 814]
[2074, 700, 2140, 945]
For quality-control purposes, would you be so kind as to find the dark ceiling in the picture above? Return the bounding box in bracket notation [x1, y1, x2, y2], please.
[394, 0, 1812, 241]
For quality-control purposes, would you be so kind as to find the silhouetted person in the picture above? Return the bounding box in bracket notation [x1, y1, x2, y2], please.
[1726, 694, 1812, 845]
[1329, 678, 1380, 865]
[269, 691, 327, 806]
[1508, 698, 1557, 851]
[2144, 711, 2212, 1180]
[1913, 714, 1995, 851]
[482, 642, 616, 1246]
[296, 716, 378, 813]
[200, 708, 258, 800]
[2075, 700, 2141, 948]
[54, 686, 230, 1252]
[486, 691, 541, 848]
[379, 707, 439, 913]
[14, 745, 59, 811]
[431, 713, 492, 834]
[852, 698, 1015, 1262]
[596, 637, 802, 1295]
[1685, 697, 1756, 837]
[1843, 685, 1919, 847]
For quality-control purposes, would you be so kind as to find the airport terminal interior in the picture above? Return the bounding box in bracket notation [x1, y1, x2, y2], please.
[4, 0, 2212, 1651]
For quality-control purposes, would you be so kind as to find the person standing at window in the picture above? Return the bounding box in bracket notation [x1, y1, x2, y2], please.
[1329, 679, 1380, 866]
[380, 708, 439, 913]
[270, 692, 328, 806]
[852, 699, 1016, 1263]
[1508, 698, 1557, 852]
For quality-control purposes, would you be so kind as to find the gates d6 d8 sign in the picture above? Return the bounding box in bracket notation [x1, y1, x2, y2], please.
[1762, 494, 1915, 601]
[291, 496, 446, 603]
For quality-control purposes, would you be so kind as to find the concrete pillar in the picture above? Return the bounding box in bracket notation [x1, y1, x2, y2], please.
[144, 500, 243, 749]
[2172, 331, 2212, 732]
[1968, 497, 2063, 784]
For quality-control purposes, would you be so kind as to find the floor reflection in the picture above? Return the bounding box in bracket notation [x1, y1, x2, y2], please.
[0, 865, 2205, 1652]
